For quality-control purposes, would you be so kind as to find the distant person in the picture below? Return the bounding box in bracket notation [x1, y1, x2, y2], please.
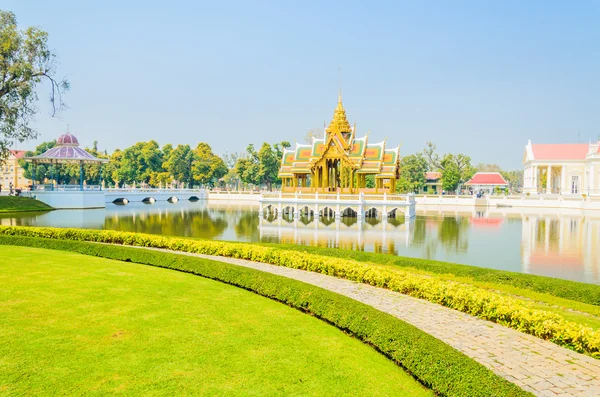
[0, 183, 2, 194]
[9, 181, 13, 195]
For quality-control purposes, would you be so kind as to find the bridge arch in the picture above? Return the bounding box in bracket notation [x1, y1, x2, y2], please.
[112, 198, 129, 205]
[387, 207, 405, 218]
[282, 205, 295, 215]
[167, 196, 179, 203]
[142, 197, 156, 204]
[340, 206, 358, 218]
[320, 206, 335, 218]
[299, 205, 314, 216]
[364, 207, 379, 218]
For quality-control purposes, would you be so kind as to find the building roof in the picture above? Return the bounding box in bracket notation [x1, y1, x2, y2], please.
[25, 130, 108, 164]
[464, 172, 508, 186]
[56, 132, 79, 146]
[278, 96, 400, 178]
[425, 171, 441, 181]
[9, 150, 26, 159]
[531, 144, 590, 160]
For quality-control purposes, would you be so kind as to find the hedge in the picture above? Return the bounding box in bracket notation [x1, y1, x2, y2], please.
[0, 235, 530, 397]
[0, 226, 598, 358]
[269, 243, 600, 306]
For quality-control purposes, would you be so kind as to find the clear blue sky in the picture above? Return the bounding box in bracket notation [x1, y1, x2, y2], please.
[5, 0, 600, 169]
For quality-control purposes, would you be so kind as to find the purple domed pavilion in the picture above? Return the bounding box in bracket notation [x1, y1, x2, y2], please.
[25, 129, 108, 191]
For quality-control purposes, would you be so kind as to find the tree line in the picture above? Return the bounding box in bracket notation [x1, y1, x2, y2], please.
[19, 140, 291, 190]
[396, 141, 523, 194]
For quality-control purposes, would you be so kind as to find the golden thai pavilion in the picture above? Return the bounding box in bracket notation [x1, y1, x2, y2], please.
[278, 94, 400, 193]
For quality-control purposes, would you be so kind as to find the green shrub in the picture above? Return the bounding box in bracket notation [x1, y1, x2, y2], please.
[0, 225, 598, 358]
[0, 234, 530, 397]
[264, 243, 600, 307]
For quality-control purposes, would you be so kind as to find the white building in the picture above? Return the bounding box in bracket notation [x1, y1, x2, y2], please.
[523, 140, 600, 196]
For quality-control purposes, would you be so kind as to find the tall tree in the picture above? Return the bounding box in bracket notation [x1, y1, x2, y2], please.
[163, 144, 194, 187]
[192, 142, 227, 187]
[222, 151, 242, 189]
[396, 153, 428, 193]
[257, 143, 279, 191]
[235, 141, 289, 190]
[0, 10, 69, 161]
[118, 140, 163, 185]
[424, 142, 473, 193]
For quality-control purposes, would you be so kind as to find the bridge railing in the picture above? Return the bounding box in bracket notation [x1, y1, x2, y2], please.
[106, 188, 204, 193]
[33, 184, 102, 191]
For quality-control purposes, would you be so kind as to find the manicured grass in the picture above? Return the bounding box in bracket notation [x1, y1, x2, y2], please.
[0, 236, 530, 396]
[0, 226, 597, 358]
[0, 196, 52, 213]
[0, 246, 432, 396]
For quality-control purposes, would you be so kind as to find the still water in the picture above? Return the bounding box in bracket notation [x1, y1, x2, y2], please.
[1, 201, 599, 284]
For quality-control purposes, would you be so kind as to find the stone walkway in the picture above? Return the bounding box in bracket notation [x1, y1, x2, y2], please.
[153, 248, 600, 397]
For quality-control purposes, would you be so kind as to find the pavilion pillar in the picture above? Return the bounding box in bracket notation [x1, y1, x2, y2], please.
[546, 165, 552, 194]
[32, 162, 36, 191]
[532, 165, 538, 192]
[80, 162, 84, 191]
[100, 164, 103, 191]
[561, 166, 566, 195]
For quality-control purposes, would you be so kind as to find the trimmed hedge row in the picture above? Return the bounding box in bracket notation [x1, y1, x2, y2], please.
[0, 226, 599, 358]
[0, 235, 530, 397]
[268, 243, 600, 306]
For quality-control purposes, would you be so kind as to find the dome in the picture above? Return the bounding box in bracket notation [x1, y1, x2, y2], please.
[56, 132, 79, 146]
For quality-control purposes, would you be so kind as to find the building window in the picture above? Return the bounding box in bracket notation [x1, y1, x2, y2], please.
[571, 176, 580, 194]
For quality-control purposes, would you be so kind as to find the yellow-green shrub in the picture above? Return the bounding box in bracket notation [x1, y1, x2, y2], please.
[0, 225, 598, 358]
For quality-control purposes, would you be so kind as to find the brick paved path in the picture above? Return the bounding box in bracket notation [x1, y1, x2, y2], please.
[155, 249, 600, 396]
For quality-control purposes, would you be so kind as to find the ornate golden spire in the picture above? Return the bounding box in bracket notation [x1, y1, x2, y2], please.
[327, 93, 352, 134]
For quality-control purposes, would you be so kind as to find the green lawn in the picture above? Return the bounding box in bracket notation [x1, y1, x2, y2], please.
[0, 196, 52, 213]
[0, 246, 431, 396]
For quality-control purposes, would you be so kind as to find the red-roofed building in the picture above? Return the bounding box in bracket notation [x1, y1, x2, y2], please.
[1, 150, 32, 191]
[523, 140, 600, 196]
[464, 172, 508, 194]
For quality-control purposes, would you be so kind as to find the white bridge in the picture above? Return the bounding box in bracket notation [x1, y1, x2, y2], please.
[259, 192, 416, 219]
[105, 188, 207, 204]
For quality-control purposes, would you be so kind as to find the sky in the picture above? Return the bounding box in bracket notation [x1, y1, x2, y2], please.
[4, 0, 600, 169]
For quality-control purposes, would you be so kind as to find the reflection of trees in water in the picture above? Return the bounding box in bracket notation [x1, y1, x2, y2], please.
[0, 212, 47, 226]
[387, 217, 405, 228]
[320, 215, 336, 226]
[234, 211, 260, 240]
[438, 217, 469, 253]
[411, 218, 427, 246]
[298, 214, 313, 225]
[340, 217, 357, 227]
[364, 216, 381, 227]
[104, 209, 228, 239]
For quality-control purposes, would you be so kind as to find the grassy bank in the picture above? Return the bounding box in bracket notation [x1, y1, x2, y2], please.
[0, 196, 52, 213]
[0, 246, 432, 396]
[0, 226, 598, 358]
[0, 240, 528, 396]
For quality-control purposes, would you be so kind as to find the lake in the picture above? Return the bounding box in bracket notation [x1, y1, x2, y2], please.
[1, 200, 598, 284]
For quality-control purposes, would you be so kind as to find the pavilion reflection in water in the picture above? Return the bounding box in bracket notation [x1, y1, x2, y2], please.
[258, 211, 412, 254]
